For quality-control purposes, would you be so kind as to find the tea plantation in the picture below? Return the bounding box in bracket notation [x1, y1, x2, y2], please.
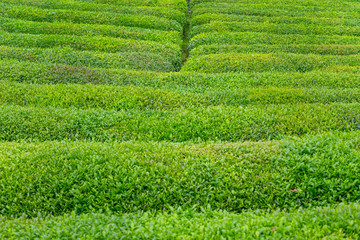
[0, 0, 359, 238]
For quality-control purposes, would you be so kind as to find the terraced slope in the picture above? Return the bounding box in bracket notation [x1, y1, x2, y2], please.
[1, 0, 359, 238]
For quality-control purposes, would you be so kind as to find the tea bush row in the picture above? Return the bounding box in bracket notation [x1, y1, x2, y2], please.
[192, 2, 360, 19]
[189, 32, 360, 49]
[191, 13, 360, 28]
[3, 81, 360, 110]
[0, 31, 181, 68]
[0, 4, 182, 32]
[190, 21, 360, 38]
[3, 59, 360, 89]
[0, 0, 186, 24]
[0, 46, 175, 72]
[1, 203, 359, 239]
[1, 103, 360, 142]
[190, 44, 360, 57]
[182, 52, 360, 73]
[0, 132, 359, 216]
[0, 17, 181, 45]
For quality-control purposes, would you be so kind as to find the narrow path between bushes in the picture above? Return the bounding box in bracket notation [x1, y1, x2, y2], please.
[180, 0, 191, 69]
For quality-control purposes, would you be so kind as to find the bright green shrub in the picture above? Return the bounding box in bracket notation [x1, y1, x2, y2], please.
[0, 59, 166, 85]
[3, 81, 360, 110]
[0, 46, 175, 72]
[190, 44, 360, 57]
[0, 5, 182, 32]
[0, 132, 359, 216]
[190, 32, 360, 49]
[0, 103, 360, 142]
[3, 59, 360, 89]
[0, 31, 181, 68]
[191, 21, 360, 38]
[0, 0, 186, 24]
[81, 0, 188, 12]
[190, 0, 354, 7]
[182, 53, 360, 73]
[192, 2, 360, 19]
[191, 13, 360, 27]
[0, 81, 204, 110]
[1, 203, 359, 239]
[0, 17, 181, 45]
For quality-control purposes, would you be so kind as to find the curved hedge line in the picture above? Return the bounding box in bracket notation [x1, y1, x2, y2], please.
[191, 21, 360, 38]
[0, 17, 181, 45]
[0, 103, 360, 142]
[190, 44, 360, 57]
[0, 31, 181, 67]
[190, 32, 360, 49]
[0, 46, 175, 72]
[182, 53, 360, 73]
[192, 2, 360, 19]
[1, 203, 359, 238]
[0, 0, 186, 24]
[191, 13, 360, 27]
[0, 5, 182, 32]
[0, 132, 359, 216]
[2, 59, 360, 89]
[2, 58, 360, 89]
[3, 81, 360, 110]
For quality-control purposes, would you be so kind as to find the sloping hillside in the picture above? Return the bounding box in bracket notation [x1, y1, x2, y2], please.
[0, 0, 359, 238]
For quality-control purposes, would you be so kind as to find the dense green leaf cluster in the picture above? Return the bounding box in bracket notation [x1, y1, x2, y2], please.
[1, 103, 360, 142]
[0, 132, 359, 216]
[0, 17, 181, 44]
[0, 4, 182, 31]
[2, 81, 360, 110]
[0, 0, 186, 24]
[1, 203, 359, 239]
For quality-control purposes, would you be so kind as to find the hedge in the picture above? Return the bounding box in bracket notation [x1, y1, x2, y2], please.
[191, 13, 360, 27]
[0, 132, 359, 216]
[192, 2, 359, 19]
[1, 203, 359, 238]
[80, 0, 188, 12]
[190, 44, 360, 57]
[0, 0, 186, 24]
[0, 31, 181, 68]
[0, 103, 360, 142]
[190, 32, 360, 49]
[182, 53, 360, 73]
[190, 21, 360, 38]
[2, 59, 360, 89]
[3, 81, 360, 110]
[0, 46, 175, 72]
[0, 5, 182, 32]
[0, 17, 181, 45]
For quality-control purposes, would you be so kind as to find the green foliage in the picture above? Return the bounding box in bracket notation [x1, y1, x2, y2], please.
[0, 31, 181, 68]
[0, 104, 360, 142]
[1, 203, 360, 239]
[191, 44, 360, 57]
[0, 132, 359, 217]
[3, 81, 360, 110]
[189, 32, 360, 50]
[191, 12, 360, 27]
[182, 53, 360, 73]
[3, 59, 360, 89]
[192, 2, 360, 19]
[0, 46, 175, 72]
[191, 21, 360, 38]
[0, 17, 181, 45]
[0, 4, 182, 32]
[0, 0, 359, 236]
[0, 0, 187, 24]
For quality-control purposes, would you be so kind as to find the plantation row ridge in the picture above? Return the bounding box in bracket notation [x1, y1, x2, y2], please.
[0, 0, 359, 238]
